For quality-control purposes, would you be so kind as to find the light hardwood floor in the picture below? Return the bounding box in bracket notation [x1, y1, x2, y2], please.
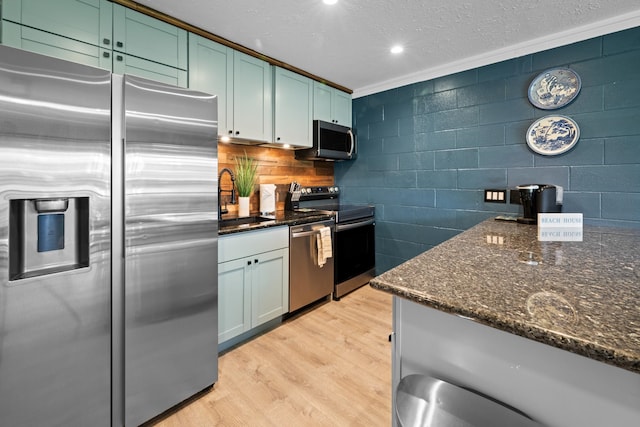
[153, 285, 393, 427]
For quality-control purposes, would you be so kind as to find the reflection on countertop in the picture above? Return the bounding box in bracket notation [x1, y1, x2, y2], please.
[370, 219, 640, 373]
[218, 210, 334, 235]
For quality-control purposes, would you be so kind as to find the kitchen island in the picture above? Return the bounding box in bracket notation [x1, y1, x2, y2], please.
[371, 219, 640, 426]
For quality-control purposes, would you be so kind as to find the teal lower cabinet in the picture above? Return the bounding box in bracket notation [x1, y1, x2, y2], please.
[218, 227, 289, 351]
[218, 257, 252, 343]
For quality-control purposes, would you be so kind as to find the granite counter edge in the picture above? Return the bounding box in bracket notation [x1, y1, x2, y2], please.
[219, 213, 334, 235]
[370, 280, 640, 374]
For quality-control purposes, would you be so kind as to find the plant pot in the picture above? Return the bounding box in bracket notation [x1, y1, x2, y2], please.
[238, 197, 250, 217]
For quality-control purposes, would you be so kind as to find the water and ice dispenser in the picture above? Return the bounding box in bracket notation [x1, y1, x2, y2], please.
[9, 197, 89, 280]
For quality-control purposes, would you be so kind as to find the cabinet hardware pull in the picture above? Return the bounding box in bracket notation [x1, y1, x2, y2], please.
[103, 52, 110, 58]
[228, 130, 233, 135]
[103, 38, 110, 45]
[116, 41, 124, 48]
[247, 260, 252, 265]
[254, 259, 259, 263]
[235, 131, 240, 135]
[116, 55, 123, 61]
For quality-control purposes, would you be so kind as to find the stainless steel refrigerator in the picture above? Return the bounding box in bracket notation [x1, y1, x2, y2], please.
[0, 45, 218, 427]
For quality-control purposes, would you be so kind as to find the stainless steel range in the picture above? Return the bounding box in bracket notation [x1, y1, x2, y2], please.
[286, 185, 375, 300]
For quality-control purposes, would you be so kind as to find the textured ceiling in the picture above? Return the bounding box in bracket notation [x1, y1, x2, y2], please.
[135, 0, 640, 97]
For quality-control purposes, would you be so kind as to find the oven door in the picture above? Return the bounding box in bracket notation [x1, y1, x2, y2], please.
[334, 217, 375, 299]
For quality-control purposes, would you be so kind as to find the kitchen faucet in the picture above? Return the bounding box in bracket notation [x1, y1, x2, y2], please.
[218, 168, 236, 218]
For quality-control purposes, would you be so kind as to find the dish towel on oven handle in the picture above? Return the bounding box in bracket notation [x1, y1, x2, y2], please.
[314, 226, 332, 267]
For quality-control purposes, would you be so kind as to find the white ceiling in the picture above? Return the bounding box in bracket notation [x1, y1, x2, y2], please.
[136, 0, 640, 97]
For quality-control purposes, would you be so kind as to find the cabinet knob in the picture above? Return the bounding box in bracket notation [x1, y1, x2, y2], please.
[228, 130, 233, 135]
[116, 41, 124, 48]
[103, 52, 110, 58]
[103, 38, 110, 45]
[116, 55, 123, 62]
[247, 260, 252, 265]
[235, 131, 240, 135]
[277, 137, 281, 141]
[254, 259, 259, 264]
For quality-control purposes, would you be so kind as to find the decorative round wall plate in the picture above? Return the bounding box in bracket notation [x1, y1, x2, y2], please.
[528, 68, 581, 109]
[526, 115, 580, 156]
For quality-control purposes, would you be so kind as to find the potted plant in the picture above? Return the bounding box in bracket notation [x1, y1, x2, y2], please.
[234, 151, 258, 217]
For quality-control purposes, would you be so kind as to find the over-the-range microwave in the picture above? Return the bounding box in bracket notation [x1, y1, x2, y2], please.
[295, 120, 356, 161]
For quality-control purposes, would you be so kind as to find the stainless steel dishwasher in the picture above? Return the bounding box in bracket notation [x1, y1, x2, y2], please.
[289, 219, 335, 312]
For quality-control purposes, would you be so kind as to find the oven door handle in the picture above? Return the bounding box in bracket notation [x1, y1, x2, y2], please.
[335, 218, 375, 232]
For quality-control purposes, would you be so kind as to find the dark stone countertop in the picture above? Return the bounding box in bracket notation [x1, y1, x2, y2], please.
[218, 210, 334, 235]
[370, 219, 640, 374]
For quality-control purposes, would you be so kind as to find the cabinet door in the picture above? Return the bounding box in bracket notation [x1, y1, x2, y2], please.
[112, 4, 187, 71]
[251, 248, 289, 327]
[313, 81, 352, 127]
[218, 258, 252, 343]
[3, 0, 112, 49]
[1, 21, 112, 69]
[188, 34, 232, 137]
[233, 51, 272, 142]
[332, 89, 352, 127]
[313, 81, 333, 123]
[113, 52, 187, 87]
[274, 67, 313, 147]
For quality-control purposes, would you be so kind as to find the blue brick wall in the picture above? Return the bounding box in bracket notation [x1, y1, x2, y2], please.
[335, 27, 640, 273]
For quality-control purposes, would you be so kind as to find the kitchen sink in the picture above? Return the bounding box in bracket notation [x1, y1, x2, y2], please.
[219, 215, 275, 230]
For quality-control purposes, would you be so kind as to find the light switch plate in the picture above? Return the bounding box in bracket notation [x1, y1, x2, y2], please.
[484, 189, 506, 203]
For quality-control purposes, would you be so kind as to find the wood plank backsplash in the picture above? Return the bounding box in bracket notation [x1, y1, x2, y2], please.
[218, 144, 334, 216]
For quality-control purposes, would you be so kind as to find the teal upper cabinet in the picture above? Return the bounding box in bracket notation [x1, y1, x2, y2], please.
[3, 0, 112, 47]
[111, 4, 187, 87]
[1, 0, 112, 69]
[273, 67, 313, 148]
[188, 34, 272, 142]
[112, 4, 187, 71]
[313, 81, 352, 127]
[2, 21, 112, 69]
[188, 34, 232, 138]
[112, 53, 187, 87]
[2, 0, 187, 87]
[232, 51, 272, 142]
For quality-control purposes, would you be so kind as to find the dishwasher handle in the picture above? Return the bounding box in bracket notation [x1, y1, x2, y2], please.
[290, 221, 334, 238]
[291, 229, 321, 238]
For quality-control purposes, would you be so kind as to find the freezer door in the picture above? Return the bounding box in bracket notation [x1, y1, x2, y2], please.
[122, 75, 218, 426]
[0, 46, 112, 426]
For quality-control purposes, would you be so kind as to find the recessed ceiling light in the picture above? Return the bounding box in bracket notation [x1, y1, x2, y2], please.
[323, 0, 338, 5]
[391, 45, 404, 54]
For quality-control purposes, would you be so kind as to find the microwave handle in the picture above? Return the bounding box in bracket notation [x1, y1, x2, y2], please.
[347, 129, 355, 157]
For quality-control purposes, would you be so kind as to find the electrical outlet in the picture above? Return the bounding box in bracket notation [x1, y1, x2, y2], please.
[484, 189, 506, 203]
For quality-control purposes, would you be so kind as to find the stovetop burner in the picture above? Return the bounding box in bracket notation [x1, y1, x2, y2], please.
[285, 185, 374, 223]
